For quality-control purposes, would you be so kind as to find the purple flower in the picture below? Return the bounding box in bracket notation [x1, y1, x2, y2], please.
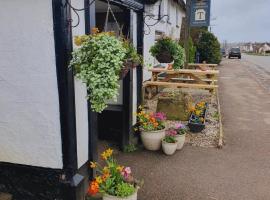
[175, 123, 185, 130]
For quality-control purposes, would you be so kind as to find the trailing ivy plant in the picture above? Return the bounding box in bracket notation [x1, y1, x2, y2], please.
[70, 32, 126, 112]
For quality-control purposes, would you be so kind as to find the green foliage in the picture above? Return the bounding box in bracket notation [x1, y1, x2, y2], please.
[196, 31, 222, 64]
[179, 36, 196, 63]
[163, 135, 177, 143]
[150, 37, 185, 69]
[123, 144, 137, 153]
[115, 182, 136, 198]
[122, 39, 143, 65]
[70, 33, 126, 113]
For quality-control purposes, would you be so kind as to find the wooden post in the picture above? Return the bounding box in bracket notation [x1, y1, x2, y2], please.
[184, 0, 191, 68]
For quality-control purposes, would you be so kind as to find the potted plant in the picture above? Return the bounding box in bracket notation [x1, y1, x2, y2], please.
[162, 134, 178, 155]
[188, 101, 208, 133]
[70, 28, 142, 112]
[167, 123, 187, 150]
[136, 107, 166, 151]
[150, 36, 185, 69]
[87, 149, 141, 200]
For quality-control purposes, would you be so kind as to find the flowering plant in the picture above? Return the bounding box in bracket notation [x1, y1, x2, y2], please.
[189, 101, 207, 124]
[163, 134, 177, 143]
[88, 149, 140, 197]
[167, 123, 187, 136]
[136, 106, 166, 132]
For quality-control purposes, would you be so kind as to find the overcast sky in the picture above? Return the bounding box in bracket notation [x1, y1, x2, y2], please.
[211, 0, 270, 43]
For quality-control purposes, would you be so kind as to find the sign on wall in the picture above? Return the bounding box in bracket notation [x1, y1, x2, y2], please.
[190, 0, 211, 27]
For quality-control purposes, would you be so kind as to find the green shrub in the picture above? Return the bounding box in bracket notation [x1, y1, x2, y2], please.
[196, 31, 221, 64]
[179, 36, 196, 63]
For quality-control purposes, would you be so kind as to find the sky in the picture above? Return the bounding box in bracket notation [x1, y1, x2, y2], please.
[211, 0, 270, 43]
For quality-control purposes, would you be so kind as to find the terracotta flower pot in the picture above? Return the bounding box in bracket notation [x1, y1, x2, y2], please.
[162, 140, 177, 155]
[141, 129, 166, 151]
[174, 134, 186, 150]
[103, 190, 137, 200]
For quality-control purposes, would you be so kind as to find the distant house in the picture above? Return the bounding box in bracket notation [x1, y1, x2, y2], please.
[259, 43, 270, 54]
[143, 0, 186, 81]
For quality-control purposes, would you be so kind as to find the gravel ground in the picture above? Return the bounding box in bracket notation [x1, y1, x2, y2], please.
[144, 88, 219, 148]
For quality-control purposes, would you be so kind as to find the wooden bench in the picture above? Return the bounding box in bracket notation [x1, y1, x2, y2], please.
[143, 68, 219, 99]
[188, 63, 218, 70]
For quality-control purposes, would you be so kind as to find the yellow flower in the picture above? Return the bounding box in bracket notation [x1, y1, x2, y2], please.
[103, 166, 110, 173]
[74, 36, 82, 46]
[106, 148, 113, 157]
[95, 176, 103, 184]
[116, 165, 124, 172]
[90, 161, 97, 168]
[101, 151, 108, 160]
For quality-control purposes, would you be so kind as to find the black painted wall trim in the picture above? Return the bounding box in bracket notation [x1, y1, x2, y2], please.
[52, 0, 78, 178]
[136, 11, 144, 106]
[84, 0, 98, 176]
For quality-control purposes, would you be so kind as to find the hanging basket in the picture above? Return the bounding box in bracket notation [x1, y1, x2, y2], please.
[119, 59, 139, 80]
[144, 0, 159, 4]
[156, 51, 174, 63]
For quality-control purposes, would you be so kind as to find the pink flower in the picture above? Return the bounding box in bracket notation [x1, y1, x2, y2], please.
[166, 129, 177, 136]
[153, 112, 167, 121]
[121, 167, 132, 179]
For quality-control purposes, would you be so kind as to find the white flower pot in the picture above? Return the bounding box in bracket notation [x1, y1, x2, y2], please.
[141, 129, 166, 151]
[103, 190, 137, 200]
[162, 140, 177, 155]
[174, 134, 186, 150]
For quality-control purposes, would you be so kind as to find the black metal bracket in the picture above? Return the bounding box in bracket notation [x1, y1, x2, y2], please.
[143, 0, 170, 35]
[64, 0, 95, 28]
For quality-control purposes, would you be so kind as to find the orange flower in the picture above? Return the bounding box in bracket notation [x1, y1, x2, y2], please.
[102, 173, 110, 181]
[91, 27, 99, 34]
[88, 181, 99, 195]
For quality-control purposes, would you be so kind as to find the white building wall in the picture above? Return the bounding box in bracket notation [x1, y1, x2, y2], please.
[71, 0, 90, 168]
[0, 0, 62, 168]
[131, 10, 138, 125]
[143, 0, 185, 81]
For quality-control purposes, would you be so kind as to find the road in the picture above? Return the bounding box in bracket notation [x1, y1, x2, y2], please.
[242, 54, 270, 92]
[115, 58, 270, 200]
[243, 54, 270, 73]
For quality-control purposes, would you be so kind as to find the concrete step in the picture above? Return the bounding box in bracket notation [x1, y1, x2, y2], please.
[0, 193, 12, 200]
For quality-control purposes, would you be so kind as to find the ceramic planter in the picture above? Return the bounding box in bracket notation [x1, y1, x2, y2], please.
[103, 190, 137, 200]
[162, 140, 177, 155]
[174, 134, 186, 150]
[141, 129, 166, 151]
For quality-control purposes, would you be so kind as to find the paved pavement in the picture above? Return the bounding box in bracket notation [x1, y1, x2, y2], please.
[116, 58, 270, 200]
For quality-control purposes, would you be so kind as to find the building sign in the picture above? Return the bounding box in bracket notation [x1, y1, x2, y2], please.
[190, 0, 211, 27]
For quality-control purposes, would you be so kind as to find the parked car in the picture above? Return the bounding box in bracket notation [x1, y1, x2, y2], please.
[220, 48, 226, 57]
[229, 47, 241, 59]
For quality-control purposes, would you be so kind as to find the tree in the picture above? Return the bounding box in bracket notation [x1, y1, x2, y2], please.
[196, 31, 221, 64]
[179, 36, 196, 63]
